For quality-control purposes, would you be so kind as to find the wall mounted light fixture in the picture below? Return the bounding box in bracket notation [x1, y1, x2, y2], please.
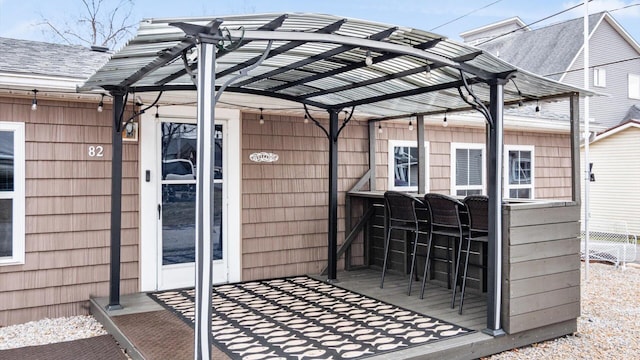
[31, 89, 38, 111]
[97, 94, 105, 112]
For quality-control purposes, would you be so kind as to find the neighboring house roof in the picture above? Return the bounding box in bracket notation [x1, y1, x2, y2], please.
[621, 104, 640, 123]
[459, 17, 529, 45]
[474, 13, 603, 81]
[589, 119, 640, 144]
[0, 37, 111, 80]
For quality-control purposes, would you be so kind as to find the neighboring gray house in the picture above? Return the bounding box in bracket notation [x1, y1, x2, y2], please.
[462, 13, 640, 237]
[462, 12, 640, 130]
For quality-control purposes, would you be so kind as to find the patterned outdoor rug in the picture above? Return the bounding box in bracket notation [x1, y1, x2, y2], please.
[148, 276, 473, 359]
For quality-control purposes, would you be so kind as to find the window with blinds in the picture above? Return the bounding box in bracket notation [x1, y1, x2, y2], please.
[451, 143, 485, 196]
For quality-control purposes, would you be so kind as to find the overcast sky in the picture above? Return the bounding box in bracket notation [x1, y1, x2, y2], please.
[1, 0, 640, 48]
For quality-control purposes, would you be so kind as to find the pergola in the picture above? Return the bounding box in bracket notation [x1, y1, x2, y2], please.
[80, 12, 590, 359]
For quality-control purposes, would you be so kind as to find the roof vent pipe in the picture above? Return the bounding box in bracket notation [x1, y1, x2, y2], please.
[91, 45, 110, 53]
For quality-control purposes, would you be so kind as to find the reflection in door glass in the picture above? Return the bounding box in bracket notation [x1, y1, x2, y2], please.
[162, 184, 195, 264]
[161, 123, 223, 264]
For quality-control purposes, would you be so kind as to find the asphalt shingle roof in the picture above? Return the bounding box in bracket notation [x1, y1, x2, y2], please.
[0, 37, 111, 79]
[476, 13, 603, 80]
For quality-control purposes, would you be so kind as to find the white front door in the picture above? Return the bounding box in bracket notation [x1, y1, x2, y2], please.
[139, 106, 241, 291]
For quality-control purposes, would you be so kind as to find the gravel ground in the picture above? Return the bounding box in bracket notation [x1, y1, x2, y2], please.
[0, 315, 107, 350]
[488, 262, 640, 360]
[0, 262, 637, 359]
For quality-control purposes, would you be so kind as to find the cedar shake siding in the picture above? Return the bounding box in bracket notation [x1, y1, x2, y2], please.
[0, 96, 139, 326]
[241, 112, 369, 280]
[240, 115, 573, 281]
[375, 123, 572, 199]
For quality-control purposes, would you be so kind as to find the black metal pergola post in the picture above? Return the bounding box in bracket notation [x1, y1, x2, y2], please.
[107, 90, 125, 310]
[484, 78, 507, 336]
[327, 109, 340, 282]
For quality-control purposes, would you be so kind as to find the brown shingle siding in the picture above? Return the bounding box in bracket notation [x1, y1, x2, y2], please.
[0, 97, 139, 326]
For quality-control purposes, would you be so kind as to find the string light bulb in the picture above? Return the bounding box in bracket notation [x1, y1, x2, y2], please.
[155, 105, 159, 119]
[378, 123, 383, 134]
[365, 50, 373, 67]
[442, 110, 448, 128]
[466, 93, 475, 103]
[304, 113, 309, 124]
[424, 64, 432, 79]
[97, 94, 104, 112]
[408, 119, 413, 131]
[535, 100, 540, 113]
[259, 108, 264, 125]
[31, 89, 38, 111]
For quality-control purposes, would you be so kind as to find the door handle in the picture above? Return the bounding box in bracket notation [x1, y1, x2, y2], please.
[157, 204, 161, 220]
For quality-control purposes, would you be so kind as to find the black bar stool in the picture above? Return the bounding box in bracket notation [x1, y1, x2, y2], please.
[452, 195, 489, 314]
[422, 193, 467, 300]
[380, 191, 424, 290]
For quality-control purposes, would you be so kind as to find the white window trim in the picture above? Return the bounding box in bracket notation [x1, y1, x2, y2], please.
[629, 73, 640, 100]
[503, 145, 535, 200]
[450, 142, 486, 196]
[593, 68, 606, 87]
[0, 122, 25, 266]
[387, 140, 429, 192]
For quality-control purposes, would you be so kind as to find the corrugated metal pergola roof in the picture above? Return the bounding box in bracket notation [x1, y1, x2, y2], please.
[80, 12, 590, 119]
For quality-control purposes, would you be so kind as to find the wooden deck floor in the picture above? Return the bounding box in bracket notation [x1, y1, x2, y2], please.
[313, 268, 488, 331]
[92, 268, 496, 359]
[91, 268, 576, 359]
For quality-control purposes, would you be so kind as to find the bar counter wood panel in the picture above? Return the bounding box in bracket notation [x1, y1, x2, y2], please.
[502, 202, 581, 334]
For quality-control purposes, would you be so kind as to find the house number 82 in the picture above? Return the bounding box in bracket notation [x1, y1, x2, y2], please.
[88, 145, 104, 157]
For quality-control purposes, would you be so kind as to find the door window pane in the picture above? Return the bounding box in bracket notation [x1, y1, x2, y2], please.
[162, 184, 195, 265]
[161, 123, 223, 264]
[161, 123, 197, 180]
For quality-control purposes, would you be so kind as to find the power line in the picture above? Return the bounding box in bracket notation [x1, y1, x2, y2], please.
[429, 0, 504, 32]
[543, 56, 640, 77]
[609, 2, 640, 12]
[477, 0, 593, 46]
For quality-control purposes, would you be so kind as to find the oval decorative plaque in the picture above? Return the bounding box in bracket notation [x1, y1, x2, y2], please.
[249, 152, 279, 163]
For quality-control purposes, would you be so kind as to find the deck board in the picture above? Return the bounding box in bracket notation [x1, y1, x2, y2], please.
[312, 268, 488, 333]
